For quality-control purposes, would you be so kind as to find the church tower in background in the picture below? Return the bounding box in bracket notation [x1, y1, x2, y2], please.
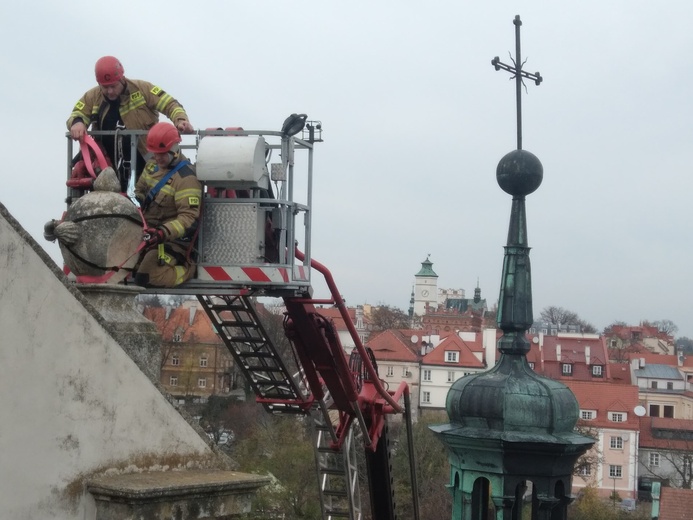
[413, 256, 438, 317]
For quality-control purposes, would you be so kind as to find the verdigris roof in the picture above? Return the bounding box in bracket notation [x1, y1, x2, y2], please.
[635, 364, 682, 380]
[415, 257, 437, 277]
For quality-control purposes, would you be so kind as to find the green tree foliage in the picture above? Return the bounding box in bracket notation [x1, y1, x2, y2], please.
[568, 487, 650, 520]
[391, 412, 452, 520]
[234, 412, 321, 519]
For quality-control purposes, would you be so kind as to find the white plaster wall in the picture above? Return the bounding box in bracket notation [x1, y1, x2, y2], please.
[0, 208, 213, 520]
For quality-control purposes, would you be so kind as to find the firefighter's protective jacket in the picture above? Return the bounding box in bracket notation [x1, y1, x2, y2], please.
[66, 78, 190, 158]
[135, 155, 201, 242]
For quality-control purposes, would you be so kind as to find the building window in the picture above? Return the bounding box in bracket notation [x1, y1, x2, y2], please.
[651, 381, 658, 389]
[423, 369, 432, 382]
[171, 355, 180, 366]
[649, 453, 660, 467]
[592, 365, 603, 377]
[447, 371, 455, 383]
[667, 382, 674, 390]
[386, 366, 394, 377]
[541, 328, 548, 335]
[530, 328, 536, 334]
[610, 339, 617, 348]
[422, 391, 431, 404]
[609, 465, 623, 478]
[650, 405, 660, 417]
[664, 405, 674, 418]
[173, 333, 182, 342]
[610, 436, 624, 449]
[578, 464, 591, 476]
[169, 376, 178, 386]
[581, 410, 595, 420]
[200, 356, 208, 368]
[402, 366, 409, 377]
[445, 351, 459, 363]
[609, 412, 625, 422]
[198, 378, 207, 388]
[528, 362, 535, 369]
[562, 364, 573, 375]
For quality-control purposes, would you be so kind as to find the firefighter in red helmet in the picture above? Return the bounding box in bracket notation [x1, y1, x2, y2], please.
[67, 56, 194, 192]
[133, 122, 201, 288]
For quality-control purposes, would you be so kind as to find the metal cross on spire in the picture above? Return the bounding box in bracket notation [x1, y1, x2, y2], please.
[491, 15, 543, 150]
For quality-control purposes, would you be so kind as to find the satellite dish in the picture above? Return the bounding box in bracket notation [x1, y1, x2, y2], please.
[634, 405, 646, 417]
[410, 335, 419, 343]
[532, 336, 539, 344]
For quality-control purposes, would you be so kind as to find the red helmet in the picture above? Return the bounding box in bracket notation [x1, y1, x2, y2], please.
[146, 122, 182, 153]
[95, 56, 124, 86]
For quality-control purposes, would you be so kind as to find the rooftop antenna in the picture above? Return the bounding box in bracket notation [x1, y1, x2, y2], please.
[491, 15, 543, 150]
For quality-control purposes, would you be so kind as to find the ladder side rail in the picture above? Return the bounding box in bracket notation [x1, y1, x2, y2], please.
[196, 295, 311, 412]
[294, 249, 403, 415]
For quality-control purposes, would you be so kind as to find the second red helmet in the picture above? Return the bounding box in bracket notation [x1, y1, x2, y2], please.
[95, 56, 124, 86]
[146, 122, 182, 153]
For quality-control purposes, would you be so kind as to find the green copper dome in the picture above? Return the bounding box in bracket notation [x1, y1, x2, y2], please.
[446, 353, 579, 438]
[415, 256, 438, 277]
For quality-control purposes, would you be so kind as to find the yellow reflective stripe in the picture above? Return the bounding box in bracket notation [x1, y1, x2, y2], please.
[120, 94, 147, 116]
[155, 93, 173, 112]
[174, 266, 187, 286]
[175, 188, 202, 201]
[70, 109, 89, 122]
[170, 107, 186, 120]
[168, 220, 185, 236]
[159, 185, 175, 196]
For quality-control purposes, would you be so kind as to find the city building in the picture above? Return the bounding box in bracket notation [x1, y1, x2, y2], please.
[567, 381, 640, 500]
[142, 300, 236, 402]
[639, 417, 693, 491]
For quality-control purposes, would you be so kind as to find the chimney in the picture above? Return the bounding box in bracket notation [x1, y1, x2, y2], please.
[556, 344, 561, 362]
[585, 346, 591, 366]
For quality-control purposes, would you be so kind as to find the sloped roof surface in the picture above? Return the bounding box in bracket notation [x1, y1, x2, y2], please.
[367, 330, 420, 362]
[635, 364, 682, 379]
[421, 334, 485, 368]
[659, 486, 693, 519]
[142, 304, 221, 344]
[563, 380, 640, 429]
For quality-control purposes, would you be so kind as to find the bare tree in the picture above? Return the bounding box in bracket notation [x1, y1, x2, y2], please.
[370, 305, 410, 333]
[652, 319, 678, 336]
[540, 306, 597, 333]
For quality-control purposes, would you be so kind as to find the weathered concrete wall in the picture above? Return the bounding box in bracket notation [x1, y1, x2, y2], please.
[0, 203, 224, 519]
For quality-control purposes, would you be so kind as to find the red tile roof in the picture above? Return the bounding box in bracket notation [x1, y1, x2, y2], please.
[639, 417, 693, 451]
[142, 303, 222, 344]
[367, 330, 420, 362]
[563, 380, 640, 430]
[315, 306, 355, 332]
[421, 334, 485, 368]
[659, 486, 693, 520]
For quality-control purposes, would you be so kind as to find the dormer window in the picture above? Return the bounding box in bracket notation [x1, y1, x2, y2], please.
[592, 365, 603, 377]
[581, 410, 596, 420]
[609, 412, 625, 422]
[528, 362, 535, 370]
[562, 363, 573, 375]
[173, 333, 182, 342]
[445, 351, 459, 363]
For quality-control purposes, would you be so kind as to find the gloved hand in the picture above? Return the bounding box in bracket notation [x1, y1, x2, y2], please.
[143, 227, 166, 246]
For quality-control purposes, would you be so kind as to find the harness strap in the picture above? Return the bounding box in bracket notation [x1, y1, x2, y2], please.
[142, 160, 190, 210]
[79, 135, 110, 178]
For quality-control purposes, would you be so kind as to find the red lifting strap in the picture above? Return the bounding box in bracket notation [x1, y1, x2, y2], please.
[79, 135, 110, 178]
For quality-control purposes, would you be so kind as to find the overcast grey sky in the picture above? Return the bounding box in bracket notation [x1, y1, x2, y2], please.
[2, 1, 692, 337]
